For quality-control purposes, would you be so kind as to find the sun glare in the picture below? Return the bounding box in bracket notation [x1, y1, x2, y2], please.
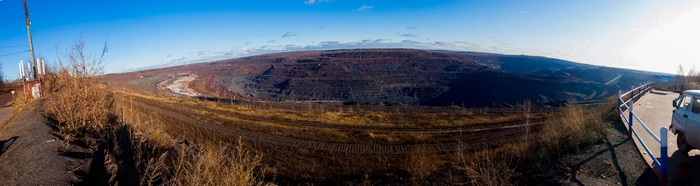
[628, 5, 700, 74]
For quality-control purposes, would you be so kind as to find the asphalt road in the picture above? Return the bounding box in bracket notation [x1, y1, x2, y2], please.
[626, 89, 700, 183]
[627, 90, 678, 160]
[0, 93, 14, 122]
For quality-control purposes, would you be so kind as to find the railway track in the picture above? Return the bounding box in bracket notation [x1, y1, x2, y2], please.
[192, 94, 608, 114]
[132, 95, 545, 134]
[130, 99, 542, 154]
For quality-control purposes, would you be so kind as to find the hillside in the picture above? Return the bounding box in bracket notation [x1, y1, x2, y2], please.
[104, 48, 671, 107]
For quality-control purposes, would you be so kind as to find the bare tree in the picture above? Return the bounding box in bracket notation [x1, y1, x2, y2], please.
[677, 64, 685, 92]
[688, 66, 700, 89]
[0, 63, 4, 91]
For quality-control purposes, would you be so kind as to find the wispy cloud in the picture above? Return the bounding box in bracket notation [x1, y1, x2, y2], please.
[406, 26, 418, 29]
[401, 40, 421, 44]
[304, 0, 330, 5]
[397, 33, 418, 37]
[454, 41, 481, 49]
[519, 10, 527, 14]
[281, 32, 298, 38]
[320, 41, 340, 45]
[372, 39, 383, 43]
[433, 41, 454, 47]
[319, 26, 326, 30]
[267, 40, 276, 43]
[357, 5, 373, 11]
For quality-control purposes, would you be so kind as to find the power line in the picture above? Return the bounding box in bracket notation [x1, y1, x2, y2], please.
[0, 9, 22, 23]
[0, 45, 28, 48]
[0, 50, 29, 57]
[0, 11, 23, 29]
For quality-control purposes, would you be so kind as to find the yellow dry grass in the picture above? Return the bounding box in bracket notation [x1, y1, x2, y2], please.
[115, 88, 546, 129]
[39, 40, 266, 185]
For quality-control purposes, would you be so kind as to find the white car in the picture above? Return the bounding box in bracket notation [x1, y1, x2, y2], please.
[671, 90, 700, 152]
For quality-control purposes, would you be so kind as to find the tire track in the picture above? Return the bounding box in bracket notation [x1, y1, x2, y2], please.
[131, 100, 540, 154]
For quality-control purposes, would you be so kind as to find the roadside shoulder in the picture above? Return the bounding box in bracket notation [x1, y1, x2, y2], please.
[0, 107, 86, 185]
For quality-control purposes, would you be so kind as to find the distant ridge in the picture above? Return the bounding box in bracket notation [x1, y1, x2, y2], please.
[106, 48, 673, 107]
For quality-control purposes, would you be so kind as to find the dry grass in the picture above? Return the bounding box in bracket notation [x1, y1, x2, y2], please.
[169, 140, 264, 186]
[111, 83, 615, 185]
[114, 88, 546, 129]
[36, 38, 614, 185]
[463, 150, 519, 186]
[100, 87, 266, 186]
[38, 39, 266, 185]
[445, 101, 608, 186]
[405, 145, 442, 182]
[0, 90, 31, 136]
[9, 90, 28, 115]
[539, 102, 605, 153]
[110, 88, 536, 145]
[41, 40, 112, 145]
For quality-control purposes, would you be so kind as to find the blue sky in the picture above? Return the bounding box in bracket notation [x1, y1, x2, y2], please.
[0, 0, 699, 78]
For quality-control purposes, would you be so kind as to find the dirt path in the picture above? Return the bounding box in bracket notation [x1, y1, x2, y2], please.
[132, 99, 539, 153]
[0, 95, 89, 185]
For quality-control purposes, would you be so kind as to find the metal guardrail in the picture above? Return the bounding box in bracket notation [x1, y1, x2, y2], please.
[617, 81, 668, 186]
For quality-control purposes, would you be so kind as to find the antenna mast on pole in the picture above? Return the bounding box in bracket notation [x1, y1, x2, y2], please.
[23, 0, 37, 80]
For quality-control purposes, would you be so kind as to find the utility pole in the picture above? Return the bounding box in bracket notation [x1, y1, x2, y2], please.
[23, 0, 36, 80]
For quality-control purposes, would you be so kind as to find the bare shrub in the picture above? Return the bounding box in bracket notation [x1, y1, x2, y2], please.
[42, 39, 112, 144]
[406, 145, 440, 181]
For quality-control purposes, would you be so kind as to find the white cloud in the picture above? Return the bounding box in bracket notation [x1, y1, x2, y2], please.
[397, 33, 418, 37]
[281, 32, 298, 38]
[304, 0, 329, 5]
[357, 5, 373, 11]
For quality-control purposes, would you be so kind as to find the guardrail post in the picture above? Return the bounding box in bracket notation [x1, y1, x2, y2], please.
[645, 82, 648, 92]
[628, 100, 634, 137]
[618, 90, 622, 115]
[638, 85, 641, 95]
[631, 88, 635, 102]
[660, 127, 668, 186]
